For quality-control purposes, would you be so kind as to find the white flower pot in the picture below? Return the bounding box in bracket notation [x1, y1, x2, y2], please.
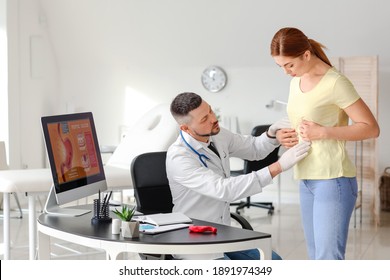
[121, 221, 139, 238]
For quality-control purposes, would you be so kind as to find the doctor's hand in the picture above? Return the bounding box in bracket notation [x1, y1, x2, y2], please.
[268, 117, 291, 138]
[276, 128, 298, 148]
[278, 141, 311, 171]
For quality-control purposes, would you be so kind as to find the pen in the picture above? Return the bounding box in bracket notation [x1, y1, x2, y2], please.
[102, 193, 107, 207]
[105, 191, 113, 208]
[98, 190, 101, 219]
[103, 192, 109, 215]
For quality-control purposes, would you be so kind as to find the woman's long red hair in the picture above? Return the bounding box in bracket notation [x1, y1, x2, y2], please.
[270, 27, 332, 66]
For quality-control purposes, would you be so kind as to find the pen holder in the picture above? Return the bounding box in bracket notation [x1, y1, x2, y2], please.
[91, 198, 112, 225]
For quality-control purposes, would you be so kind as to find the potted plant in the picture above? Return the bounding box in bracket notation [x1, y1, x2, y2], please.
[112, 205, 139, 238]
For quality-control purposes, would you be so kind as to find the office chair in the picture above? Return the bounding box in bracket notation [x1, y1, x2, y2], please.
[131, 151, 173, 216]
[232, 125, 280, 215]
[131, 151, 254, 259]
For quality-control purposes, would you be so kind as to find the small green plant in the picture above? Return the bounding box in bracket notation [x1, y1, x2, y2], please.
[112, 205, 136, 222]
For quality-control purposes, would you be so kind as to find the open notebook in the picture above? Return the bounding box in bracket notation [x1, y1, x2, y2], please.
[133, 212, 192, 226]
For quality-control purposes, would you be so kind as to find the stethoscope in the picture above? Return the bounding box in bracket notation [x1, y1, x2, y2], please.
[180, 130, 210, 168]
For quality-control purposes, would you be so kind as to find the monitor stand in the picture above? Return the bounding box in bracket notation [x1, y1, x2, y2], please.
[44, 185, 91, 217]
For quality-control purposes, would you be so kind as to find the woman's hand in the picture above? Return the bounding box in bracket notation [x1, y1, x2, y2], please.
[299, 120, 324, 141]
[276, 128, 299, 148]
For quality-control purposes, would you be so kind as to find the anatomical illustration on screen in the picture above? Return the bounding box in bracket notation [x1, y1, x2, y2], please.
[47, 119, 100, 184]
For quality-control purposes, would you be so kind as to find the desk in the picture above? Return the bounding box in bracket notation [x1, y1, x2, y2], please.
[37, 210, 272, 260]
[0, 165, 132, 260]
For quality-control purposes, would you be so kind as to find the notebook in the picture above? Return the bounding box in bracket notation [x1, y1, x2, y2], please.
[139, 223, 191, 235]
[133, 212, 192, 226]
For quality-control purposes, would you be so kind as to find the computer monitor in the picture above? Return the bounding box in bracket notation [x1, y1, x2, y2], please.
[41, 112, 107, 216]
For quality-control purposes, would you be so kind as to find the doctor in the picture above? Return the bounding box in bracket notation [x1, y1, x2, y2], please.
[166, 92, 311, 260]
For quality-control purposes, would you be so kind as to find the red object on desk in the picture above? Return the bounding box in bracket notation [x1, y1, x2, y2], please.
[189, 225, 217, 234]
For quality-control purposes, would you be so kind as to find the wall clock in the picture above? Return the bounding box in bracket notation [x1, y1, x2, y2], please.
[201, 66, 227, 93]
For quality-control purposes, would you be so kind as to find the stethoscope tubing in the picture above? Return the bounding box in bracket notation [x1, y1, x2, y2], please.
[180, 130, 210, 168]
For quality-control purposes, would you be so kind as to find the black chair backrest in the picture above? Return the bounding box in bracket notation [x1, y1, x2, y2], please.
[244, 125, 280, 173]
[131, 151, 173, 215]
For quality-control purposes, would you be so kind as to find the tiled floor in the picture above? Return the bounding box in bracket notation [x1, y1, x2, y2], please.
[1, 200, 390, 260]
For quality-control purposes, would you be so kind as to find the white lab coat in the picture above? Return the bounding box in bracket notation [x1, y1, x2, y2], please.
[166, 127, 279, 259]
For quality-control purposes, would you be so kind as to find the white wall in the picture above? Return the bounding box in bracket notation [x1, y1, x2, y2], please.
[5, 0, 390, 201]
[7, 0, 58, 168]
[0, 0, 8, 156]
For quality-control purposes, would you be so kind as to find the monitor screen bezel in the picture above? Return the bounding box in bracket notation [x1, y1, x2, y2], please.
[41, 112, 107, 206]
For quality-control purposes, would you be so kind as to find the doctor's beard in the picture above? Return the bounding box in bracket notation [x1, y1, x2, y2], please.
[194, 123, 220, 137]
